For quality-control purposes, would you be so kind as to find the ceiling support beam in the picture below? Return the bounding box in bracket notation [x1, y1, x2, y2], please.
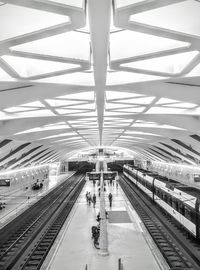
[88, 0, 111, 144]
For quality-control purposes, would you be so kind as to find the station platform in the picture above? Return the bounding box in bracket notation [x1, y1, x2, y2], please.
[0, 172, 74, 228]
[42, 180, 168, 270]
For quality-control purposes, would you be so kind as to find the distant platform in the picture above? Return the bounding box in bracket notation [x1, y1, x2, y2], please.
[0, 172, 74, 228]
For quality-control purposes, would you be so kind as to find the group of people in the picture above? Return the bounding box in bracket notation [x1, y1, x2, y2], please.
[85, 191, 113, 208]
[86, 192, 96, 208]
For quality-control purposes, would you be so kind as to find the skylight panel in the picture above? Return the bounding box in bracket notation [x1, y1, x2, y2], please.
[121, 51, 199, 74]
[130, 1, 200, 37]
[11, 31, 90, 61]
[147, 106, 200, 115]
[48, 0, 83, 8]
[110, 30, 189, 61]
[132, 122, 185, 130]
[38, 72, 95, 86]
[125, 131, 162, 136]
[59, 91, 94, 100]
[15, 123, 70, 135]
[55, 109, 87, 114]
[0, 67, 14, 80]
[45, 99, 85, 107]
[79, 111, 97, 116]
[186, 62, 200, 77]
[0, 4, 69, 41]
[113, 107, 145, 113]
[4, 107, 37, 113]
[52, 137, 82, 143]
[115, 0, 144, 9]
[38, 132, 76, 140]
[0, 109, 55, 119]
[2, 55, 79, 78]
[104, 111, 128, 116]
[106, 103, 133, 109]
[120, 136, 148, 140]
[4, 101, 46, 112]
[159, 103, 197, 109]
[67, 103, 95, 110]
[106, 91, 142, 100]
[106, 71, 164, 85]
[112, 96, 155, 105]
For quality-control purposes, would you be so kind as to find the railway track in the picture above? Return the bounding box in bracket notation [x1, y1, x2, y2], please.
[120, 174, 200, 270]
[0, 173, 85, 270]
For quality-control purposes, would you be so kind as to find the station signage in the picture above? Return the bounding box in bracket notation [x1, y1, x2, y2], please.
[194, 174, 200, 182]
[0, 179, 11, 186]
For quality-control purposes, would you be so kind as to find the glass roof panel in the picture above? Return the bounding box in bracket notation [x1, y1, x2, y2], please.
[156, 98, 197, 108]
[0, 4, 69, 41]
[106, 71, 164, 85]
[55, 108, 88, 114]
[120, 136, 148, 140]
[0, 67, 14, 80]
[132, 121, 185, 130]
[121, 51, 199, 74]
[112, 106, 145, 113]
[112, 96, 156, 104]
[45, 99, 84, 107]
[38, 132, 76, 140]
[106, 91, 142, 100]
[11, 31, 90, 61]
[110, 30, 189, 60]
[48, 0, 83, 8]
[115, 0, 144, 9]
[4, 107, 37, 113]
[186, 62, 200, 77]
[147, 106, 200, 114]
[125, 131, 162, 136]
[0, 109, 55, 119]
[15, 122, 70, 134]
[37, 72, 95, 85]
[58, 91, 94, 100]
[130, 0, 200, 37]
[2, 55, 79, 78]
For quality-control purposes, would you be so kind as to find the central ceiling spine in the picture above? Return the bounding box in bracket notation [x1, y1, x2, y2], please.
[88, 0, 111, 145]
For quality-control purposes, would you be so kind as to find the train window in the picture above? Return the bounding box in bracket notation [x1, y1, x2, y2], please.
[185, 206, 191, 220]
[184, 206, 195, 223]
[168, 196, 172, 206]
[163, 193, 168, 203]
[179, 203, 185, 216]
[172, 199, 179, 211]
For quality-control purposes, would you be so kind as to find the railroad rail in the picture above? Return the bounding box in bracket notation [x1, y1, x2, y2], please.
[0, 173, 85, 270]
[119, 174, 200, 270]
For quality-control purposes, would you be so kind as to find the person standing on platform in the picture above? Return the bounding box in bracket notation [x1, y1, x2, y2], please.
[85, 191, 89, 204]
[88, 192, 92, 205]
[93, 194, 96, 208]
[98, 187, 100, 197]
[108, 192, 113, 208]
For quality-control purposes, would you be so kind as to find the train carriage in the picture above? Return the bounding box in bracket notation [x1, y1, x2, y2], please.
[123, 165, 200, 240]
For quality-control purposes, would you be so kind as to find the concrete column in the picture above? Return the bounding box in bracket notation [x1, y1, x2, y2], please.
[99, 171, 109, 256]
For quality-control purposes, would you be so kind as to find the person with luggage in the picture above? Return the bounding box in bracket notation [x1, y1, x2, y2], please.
[93, 194, 96, 208]
[108, 192, 113, 208]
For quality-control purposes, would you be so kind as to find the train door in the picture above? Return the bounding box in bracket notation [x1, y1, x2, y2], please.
[195, 199, 200, 241]
[152, 178, 155, 202]
[135, 170, 138, 186]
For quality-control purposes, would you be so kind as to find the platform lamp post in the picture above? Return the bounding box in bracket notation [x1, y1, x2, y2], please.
[99, 170, 109, 256]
